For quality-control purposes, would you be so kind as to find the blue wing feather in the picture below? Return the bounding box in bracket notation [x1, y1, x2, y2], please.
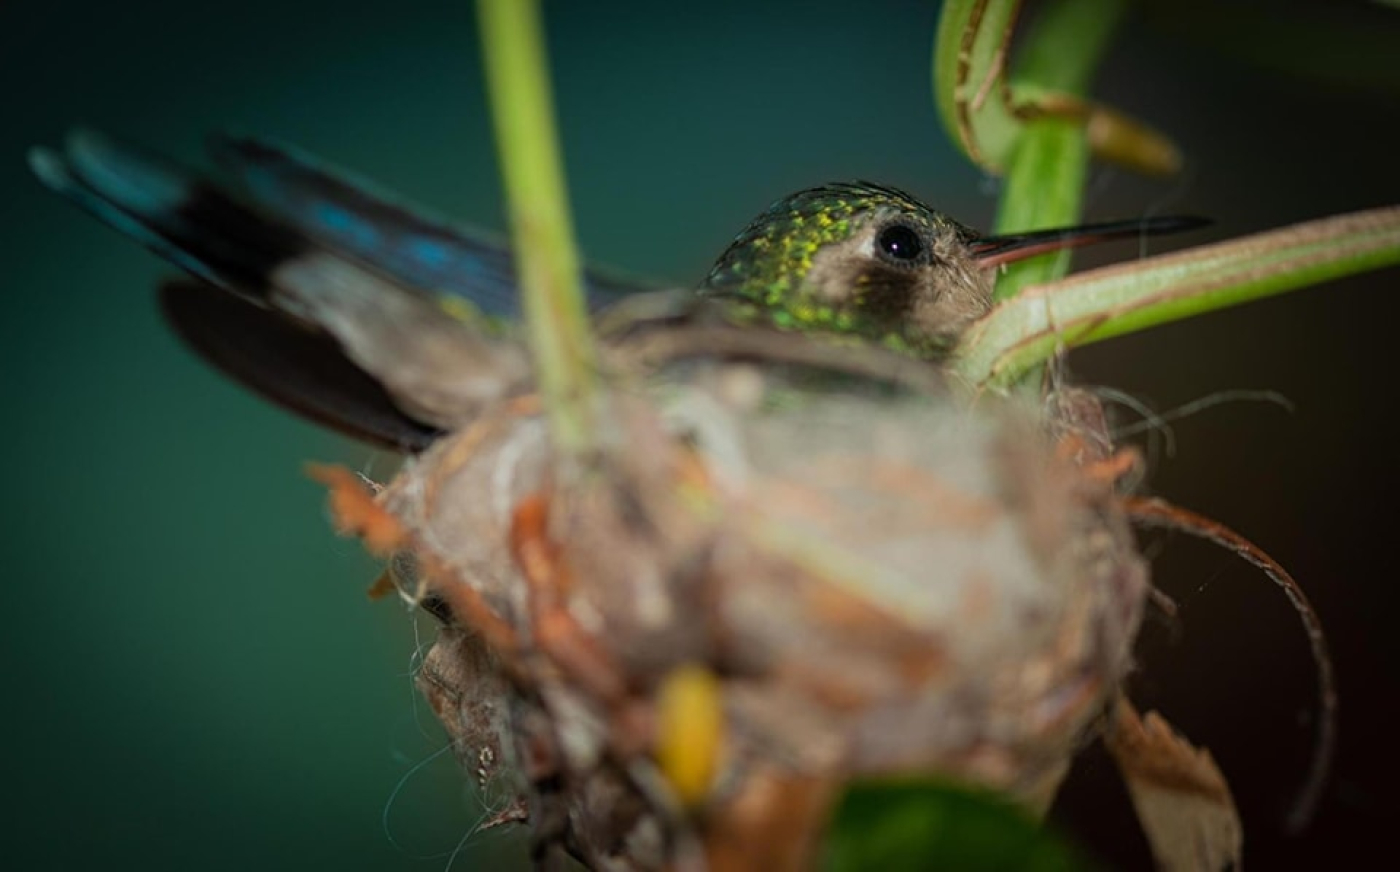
[29, 141, 229, 289]
[34, 129, 659, 322]
[208, 133, 656, 317]
[32, 129, 308, 302]
[209, 133, 524, 316]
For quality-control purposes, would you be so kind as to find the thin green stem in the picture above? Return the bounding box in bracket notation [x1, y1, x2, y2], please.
[477, 0, 599, 454]
[991, 118, 1088, 301]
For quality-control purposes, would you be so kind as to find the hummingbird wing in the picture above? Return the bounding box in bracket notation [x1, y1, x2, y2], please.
[206, 132, 656, 318]
[29, 129, 542, 448]
[159, 279, 443, 451]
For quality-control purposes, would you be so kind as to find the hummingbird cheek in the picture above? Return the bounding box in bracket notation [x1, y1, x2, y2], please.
[912, 280, 990, 339]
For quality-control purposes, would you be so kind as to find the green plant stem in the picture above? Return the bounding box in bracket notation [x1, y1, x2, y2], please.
[991, 118, 1088, 301]
[477, 0, 599, 454]
[953, 206, 1400, 388]
[991, 0, 1126, 304]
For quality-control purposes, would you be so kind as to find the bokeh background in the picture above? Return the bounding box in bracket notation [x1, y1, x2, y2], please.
[3, 0, 1397, 868]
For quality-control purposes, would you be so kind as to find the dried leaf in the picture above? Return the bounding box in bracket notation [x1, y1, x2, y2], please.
[1105, 697, 1242, 872]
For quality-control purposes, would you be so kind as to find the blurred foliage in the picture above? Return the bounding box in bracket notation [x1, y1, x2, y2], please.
[825, 780, 1093, 871]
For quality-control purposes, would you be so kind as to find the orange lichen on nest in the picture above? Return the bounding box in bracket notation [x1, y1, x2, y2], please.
[305, 463, 406, 556]
[1076, 445, 1143, 488]
[365, 568, 399, 601]
[508, 492, 568, 598]
[509, 490, 628, 705]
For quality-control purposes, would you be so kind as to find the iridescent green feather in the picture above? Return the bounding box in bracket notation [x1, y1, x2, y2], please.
[701, 183, 979, 357]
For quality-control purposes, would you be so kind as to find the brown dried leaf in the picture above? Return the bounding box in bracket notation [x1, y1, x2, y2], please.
[1105, 697, 1242, 872]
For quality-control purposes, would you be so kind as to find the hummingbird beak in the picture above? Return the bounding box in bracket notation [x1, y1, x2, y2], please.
[969, 215, 1210, 269]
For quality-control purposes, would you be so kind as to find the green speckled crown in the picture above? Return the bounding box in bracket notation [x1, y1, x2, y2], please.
[698, 182, 987, 357]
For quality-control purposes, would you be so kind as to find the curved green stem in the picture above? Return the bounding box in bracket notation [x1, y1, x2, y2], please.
[953, 206, 1400, 389]
[991, 0, 1126, 304]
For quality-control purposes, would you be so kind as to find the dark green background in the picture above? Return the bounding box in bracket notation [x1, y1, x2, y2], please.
[3, 1, 1397, 869]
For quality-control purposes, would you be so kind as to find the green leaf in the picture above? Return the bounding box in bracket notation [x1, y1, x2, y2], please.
[823, 780, 1093, 872]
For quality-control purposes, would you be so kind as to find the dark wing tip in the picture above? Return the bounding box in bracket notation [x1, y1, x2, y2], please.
[160, 280, 443, 453]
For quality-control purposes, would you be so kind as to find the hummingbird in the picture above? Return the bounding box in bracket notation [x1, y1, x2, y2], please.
[30, 130, 1200, 451]
[697, 182, 1202, 358]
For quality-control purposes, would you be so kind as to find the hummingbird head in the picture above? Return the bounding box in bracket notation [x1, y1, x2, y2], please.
[699, 182, 988, 358]
[699, 182, 1207, 359]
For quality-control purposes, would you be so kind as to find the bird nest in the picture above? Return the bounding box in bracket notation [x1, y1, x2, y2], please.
[311, 329, 1212, 870]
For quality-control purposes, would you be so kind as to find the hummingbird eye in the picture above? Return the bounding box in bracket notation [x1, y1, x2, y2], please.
[874, 222, 928, 267]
